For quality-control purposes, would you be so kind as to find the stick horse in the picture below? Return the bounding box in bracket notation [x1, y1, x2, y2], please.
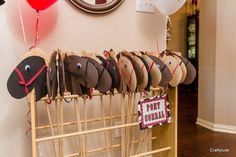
[7, 48, 48, 101]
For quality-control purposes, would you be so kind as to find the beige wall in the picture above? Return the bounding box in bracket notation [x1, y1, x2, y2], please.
[214, 0, 236, 126]
[198, 0, 217, 123]
[199, 0, 236, 126]
[0, 0, 166, 156]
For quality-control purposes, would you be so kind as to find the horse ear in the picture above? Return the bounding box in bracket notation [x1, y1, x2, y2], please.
[159, 50, 166, 57]
[133, 51, 142, 57]
[147, 51, 159, 57]
[116, 53, 121, 60]
[173, 51, 182, 56]
[140, 51, 145, 55]
[61, 51, 67, 60]
[64, 51, 74, 57]
[81, 51, 87, 56]
[162, 53, 167, 60]
[110, 49, 116, 58]
[130, 51, 135, 55]
[165, 50, 172, 54]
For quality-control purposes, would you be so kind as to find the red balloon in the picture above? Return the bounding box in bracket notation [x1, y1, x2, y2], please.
[27, 0, 57, 11]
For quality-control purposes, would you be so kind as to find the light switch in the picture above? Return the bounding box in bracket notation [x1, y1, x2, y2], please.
[136, 0, 155, 13]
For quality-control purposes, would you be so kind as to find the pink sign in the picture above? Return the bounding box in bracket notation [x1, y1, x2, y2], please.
[137, 95, 171, 130]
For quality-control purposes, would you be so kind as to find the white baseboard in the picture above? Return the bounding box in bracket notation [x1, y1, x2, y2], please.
[196, 118, 236, 134]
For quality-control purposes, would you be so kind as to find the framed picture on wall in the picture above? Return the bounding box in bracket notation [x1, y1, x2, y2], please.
[186, 13, 199, 91]
[187, 13, 199, 60]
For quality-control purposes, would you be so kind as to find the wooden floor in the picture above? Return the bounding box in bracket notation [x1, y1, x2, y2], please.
[178, 86, 236, 157]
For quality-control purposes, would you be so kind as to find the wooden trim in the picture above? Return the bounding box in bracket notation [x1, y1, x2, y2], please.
[67, 0, 124, 14]
[197, 118, 236, 134]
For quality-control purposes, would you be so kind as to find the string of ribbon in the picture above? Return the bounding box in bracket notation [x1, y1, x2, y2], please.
[29, 10, 40, 50]
[26, 9, 40, 134]
[25, 98, 32, 135]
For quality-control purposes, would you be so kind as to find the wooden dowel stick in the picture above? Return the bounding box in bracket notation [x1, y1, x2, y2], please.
[30, 89, 37, 157]
[55, 99, 61, 157]
[83, 98, 88, 157]
[126, 93, 134, 156]
[74, 98, 85, 157]
[120, 93, 126, 157]
[136, 90, 154, 154]
[129, 129, 136, 156]
[126, 93, 132, 124]
[129, 93, 137, 155]
[135, 130, 148, 154]
[44, 101, 59, 157]
[140, 91, 156, 154]
[55, 53, 62, 157]
[140, 129, 151, 153]
[125, 93, 131, 156]
[100, 95, 109, 157]
[109, 94, 113, 157]
[60, 98, 64, 157]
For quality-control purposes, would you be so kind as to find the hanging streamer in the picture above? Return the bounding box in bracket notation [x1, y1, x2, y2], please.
[17, 0, 27, 50]
[25, 97, 32, 135]
[17, 0, 31, 135]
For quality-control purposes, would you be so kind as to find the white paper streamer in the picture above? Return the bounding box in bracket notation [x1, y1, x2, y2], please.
[17, 0, 27, 49]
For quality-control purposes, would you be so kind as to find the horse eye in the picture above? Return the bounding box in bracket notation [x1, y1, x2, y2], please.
[77, 63, 82, 69]
[25, 65, 31, 72]
[169, 61, 172, 65]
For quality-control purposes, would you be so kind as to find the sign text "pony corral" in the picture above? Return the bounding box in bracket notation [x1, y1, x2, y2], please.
[138, 95, 171, 130]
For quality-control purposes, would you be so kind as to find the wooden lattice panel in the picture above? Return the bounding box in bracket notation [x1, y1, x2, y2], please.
[30, 88, 177, 157]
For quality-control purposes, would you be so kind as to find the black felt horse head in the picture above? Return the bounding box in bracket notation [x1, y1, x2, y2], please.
[97, 55, 120, 94]
[7, 55, 48, 101]
[103, 49, 123, 93]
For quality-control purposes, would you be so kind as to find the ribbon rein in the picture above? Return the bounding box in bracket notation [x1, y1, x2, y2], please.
[15, 65, 47, 95]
